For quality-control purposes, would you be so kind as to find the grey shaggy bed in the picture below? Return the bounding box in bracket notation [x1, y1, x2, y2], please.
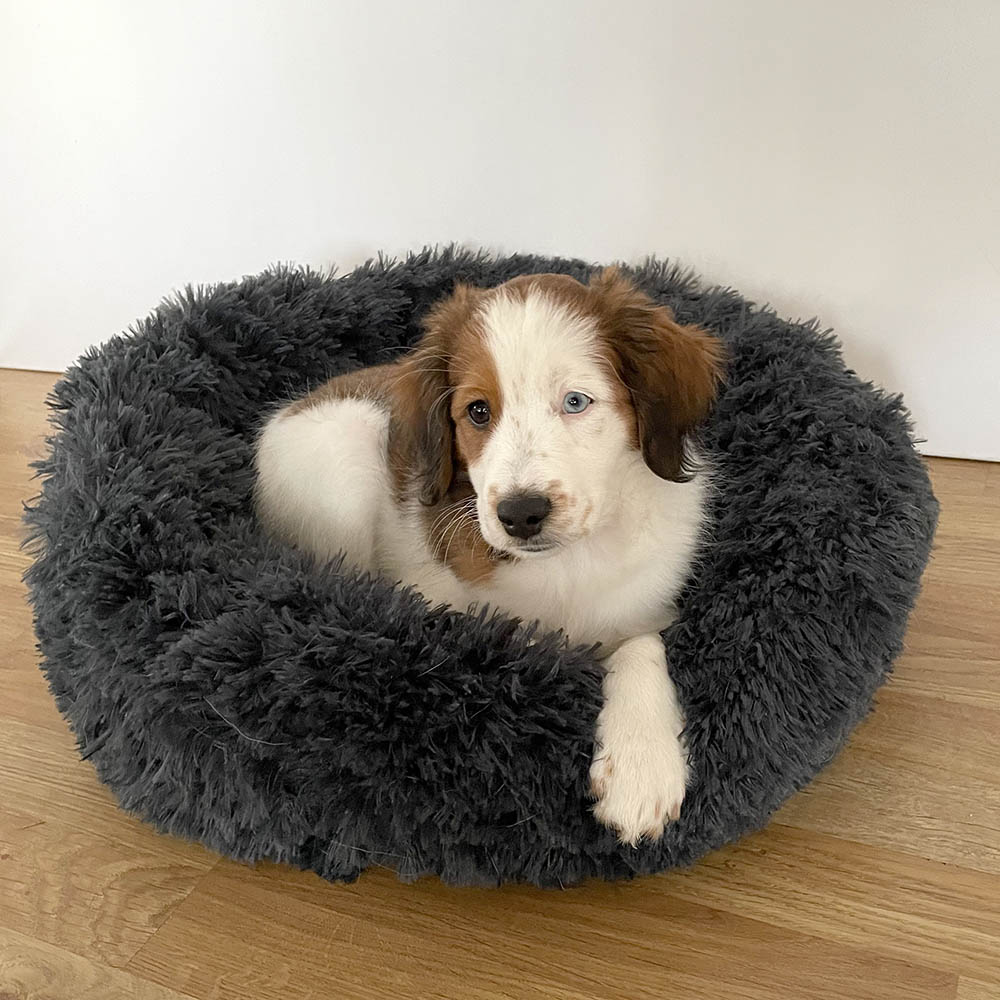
[25, 248, 938, 887]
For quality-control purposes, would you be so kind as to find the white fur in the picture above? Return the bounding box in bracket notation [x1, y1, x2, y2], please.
[256, 397, 390, 569]
[255, 290, 709, 844]
[591, 635, 689, 844]
[472, 291, 627, 555]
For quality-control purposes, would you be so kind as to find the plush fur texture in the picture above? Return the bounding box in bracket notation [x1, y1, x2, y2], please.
[24, 248, 939, 887]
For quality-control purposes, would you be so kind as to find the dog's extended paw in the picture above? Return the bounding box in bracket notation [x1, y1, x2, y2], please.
[590, 723, 688, 846]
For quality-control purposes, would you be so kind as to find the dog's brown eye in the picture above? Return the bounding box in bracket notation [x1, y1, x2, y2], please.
[467, 400, 491, 426]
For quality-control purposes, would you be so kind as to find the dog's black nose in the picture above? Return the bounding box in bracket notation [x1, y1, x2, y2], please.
[496, 493, 552, 539]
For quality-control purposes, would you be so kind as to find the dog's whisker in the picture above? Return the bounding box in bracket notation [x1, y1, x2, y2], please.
[427, 387, 453, 416]
[442, 510, 477, 566]
[436, 504, 477, 562]
[438, 510, 476, 563]
[428, 497, 477, 536]
[428, 505, 464, 560]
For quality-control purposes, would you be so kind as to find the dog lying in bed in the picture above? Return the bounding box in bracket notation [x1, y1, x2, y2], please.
[254, 268, 723, 844]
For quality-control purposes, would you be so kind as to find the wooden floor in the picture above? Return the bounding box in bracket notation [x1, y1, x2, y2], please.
[1, 367, 997, 1000]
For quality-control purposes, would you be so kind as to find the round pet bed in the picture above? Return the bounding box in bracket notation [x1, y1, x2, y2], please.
[25, 248, 938, 887]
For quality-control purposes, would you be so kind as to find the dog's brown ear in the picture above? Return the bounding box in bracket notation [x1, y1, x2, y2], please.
[590, 267, 724, 481]
[390, 283, 484, 506]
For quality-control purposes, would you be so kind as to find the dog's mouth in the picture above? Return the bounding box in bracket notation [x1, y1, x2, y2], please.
[508, 538, 561, 558]
[479, 524, 563, 559]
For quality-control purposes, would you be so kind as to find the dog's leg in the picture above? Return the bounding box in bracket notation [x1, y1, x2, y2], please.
[589, 633, 688, 845]
[255, 398, 389, 571]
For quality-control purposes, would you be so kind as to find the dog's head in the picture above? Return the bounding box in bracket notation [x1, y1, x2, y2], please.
[392, 269, 724, 558]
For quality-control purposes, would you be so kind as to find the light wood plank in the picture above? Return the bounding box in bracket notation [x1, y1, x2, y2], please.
[897, 565, 1000, 710]
[0, 619, 72, 735]
[926, 458, 1000, 544]
[0, 810, 215, 969]
[0, 926, 197, 1000]
[905, 574, 1000, 665]
[957, 979, 997, 1000]
[0, 718, 218, 867]
[667, 823, 1000, 986]
[127, 860, 956, 1000]
[776, 689, 1000, 874]
[0, 369, 73, 736]
[0, 368, 58, 475]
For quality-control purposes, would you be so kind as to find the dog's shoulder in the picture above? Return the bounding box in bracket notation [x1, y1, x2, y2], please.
[284, 362, 399, 416]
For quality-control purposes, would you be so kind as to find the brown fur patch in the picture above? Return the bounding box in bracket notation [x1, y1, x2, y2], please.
[449, 327, 503, 469]
[597, 358, 641, 450]
[499, 272, 592, 304]
[402, 283, 506, 582]
[284, 363, 398, 416]
[586, 268, 725, 480]
[422, 479, 504, 585]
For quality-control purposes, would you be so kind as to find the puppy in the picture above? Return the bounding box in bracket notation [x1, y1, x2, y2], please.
[254, 268, 723, 843]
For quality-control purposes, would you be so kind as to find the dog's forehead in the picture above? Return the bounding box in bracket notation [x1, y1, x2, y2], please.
[479, 288, 602, 398]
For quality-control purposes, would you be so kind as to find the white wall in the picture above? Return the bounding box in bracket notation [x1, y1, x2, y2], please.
[2, 0, 998, 459]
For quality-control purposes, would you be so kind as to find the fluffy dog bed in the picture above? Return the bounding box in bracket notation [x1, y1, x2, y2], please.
[25, 248, 938, 887]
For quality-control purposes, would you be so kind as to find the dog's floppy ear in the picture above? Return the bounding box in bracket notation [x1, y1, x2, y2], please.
[590, 267, 724, 481]
[390, 282, 484, 506]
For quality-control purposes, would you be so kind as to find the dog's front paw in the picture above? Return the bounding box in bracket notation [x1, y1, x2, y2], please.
[590, 719, 688, 846]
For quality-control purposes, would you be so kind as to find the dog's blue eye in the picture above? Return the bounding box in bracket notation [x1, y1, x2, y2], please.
[562, 391, 592, 414]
